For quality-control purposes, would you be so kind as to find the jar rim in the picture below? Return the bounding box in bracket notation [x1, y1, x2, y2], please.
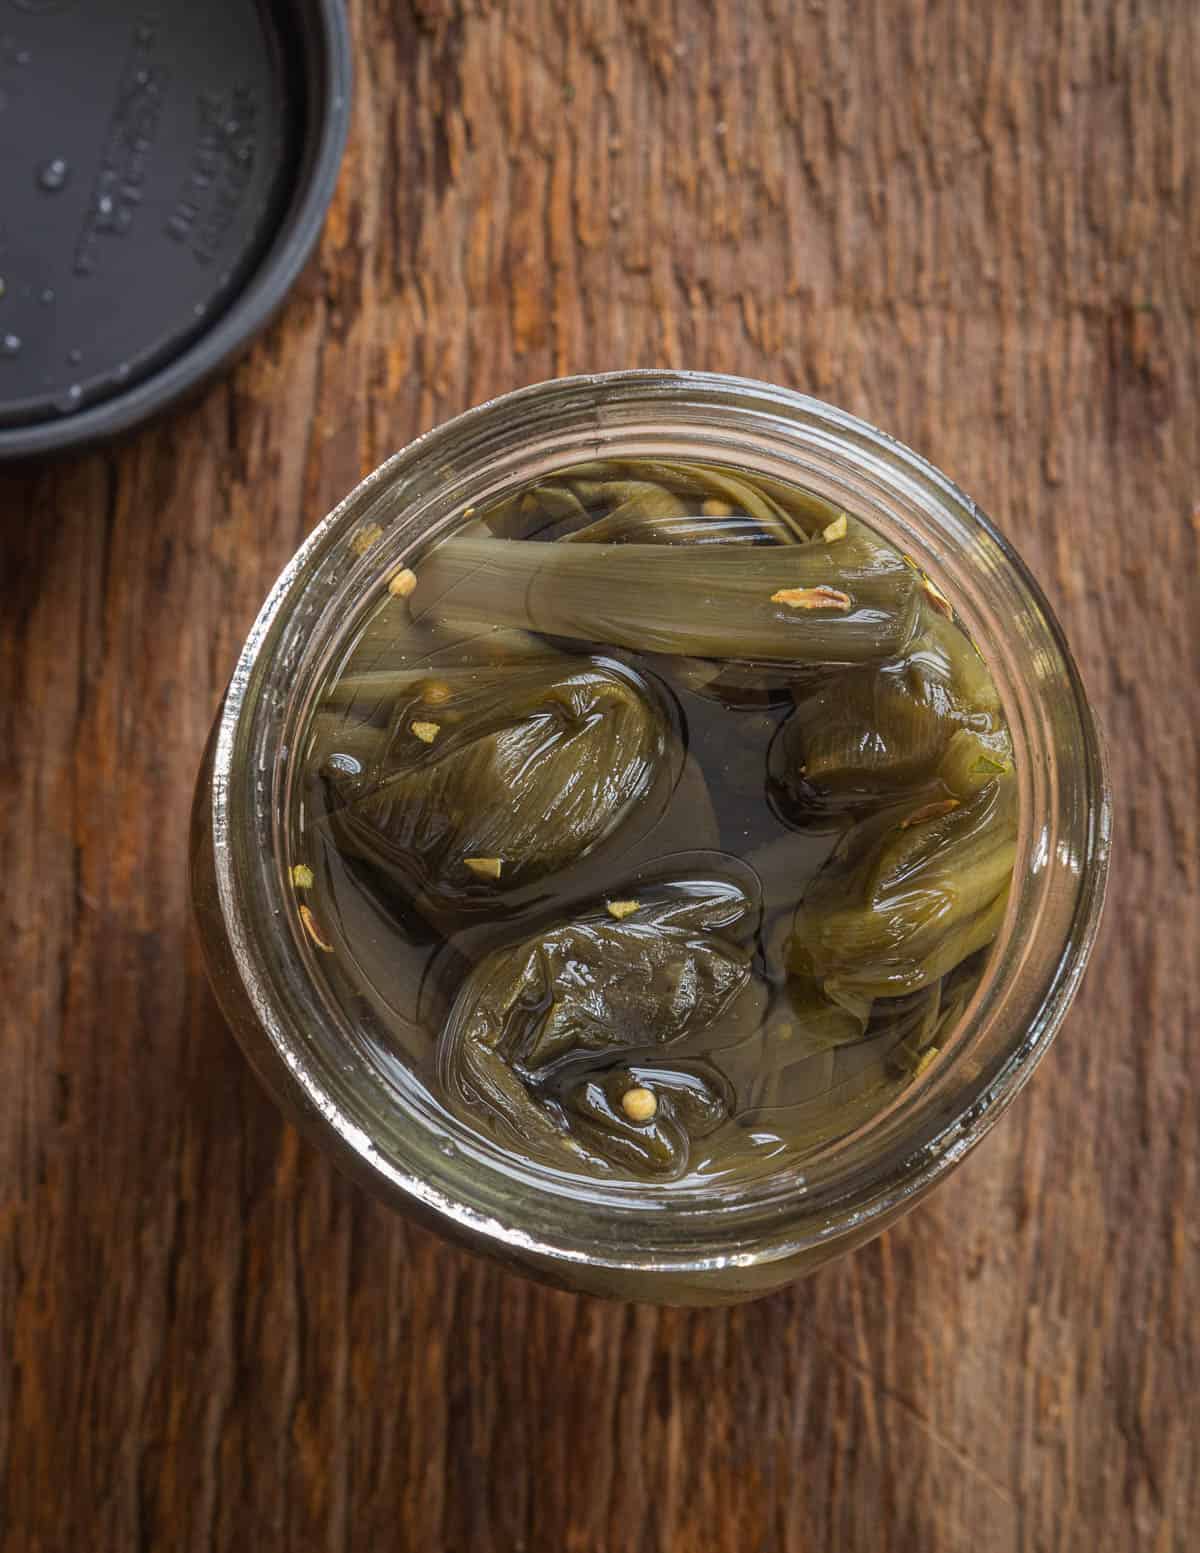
[207, 370, 1111, 1277]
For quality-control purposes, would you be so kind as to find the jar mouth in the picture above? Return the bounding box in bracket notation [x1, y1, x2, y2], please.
[210, 371, 1111, 1274]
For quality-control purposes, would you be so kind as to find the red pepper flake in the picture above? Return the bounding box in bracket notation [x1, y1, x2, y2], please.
[922, 576, 954, 618]
[771, 585, 853, 611]
[299, 904, 334, 952]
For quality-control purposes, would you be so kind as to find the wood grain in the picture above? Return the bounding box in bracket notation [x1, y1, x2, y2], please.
[2, 1, 1197, 1548]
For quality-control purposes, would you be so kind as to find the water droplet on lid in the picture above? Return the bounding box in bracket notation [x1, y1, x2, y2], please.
[193, 301, 207, 318]
[38, 158, 69, 192]
[15, 48, 31, 66]
[67, 347, 82, 364]
[114, 362, 131, 382]
[1, 333, 21, 358]
[97, 194, 114, 216]
[55, 384, 83, 414]
[40, 287, 55, 304]
[134, 68, 149, 85]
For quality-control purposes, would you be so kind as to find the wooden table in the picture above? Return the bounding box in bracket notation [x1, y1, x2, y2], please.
[3, 2, 1197, 1548]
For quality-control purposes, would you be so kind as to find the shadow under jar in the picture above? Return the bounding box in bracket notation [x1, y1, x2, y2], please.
[190, 372, 1110, 1305]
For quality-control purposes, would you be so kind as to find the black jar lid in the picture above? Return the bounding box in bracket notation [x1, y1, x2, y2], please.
[0, 0, 351, 461]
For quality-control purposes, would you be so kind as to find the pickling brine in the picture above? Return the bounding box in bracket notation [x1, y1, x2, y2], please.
[290, 459, 1017, 1189]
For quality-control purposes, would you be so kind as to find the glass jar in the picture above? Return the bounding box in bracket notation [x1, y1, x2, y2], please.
[190, 371, 1110, 1305]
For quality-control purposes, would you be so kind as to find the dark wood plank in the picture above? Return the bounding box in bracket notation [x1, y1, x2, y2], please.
[2, 1, 1197, 1548]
